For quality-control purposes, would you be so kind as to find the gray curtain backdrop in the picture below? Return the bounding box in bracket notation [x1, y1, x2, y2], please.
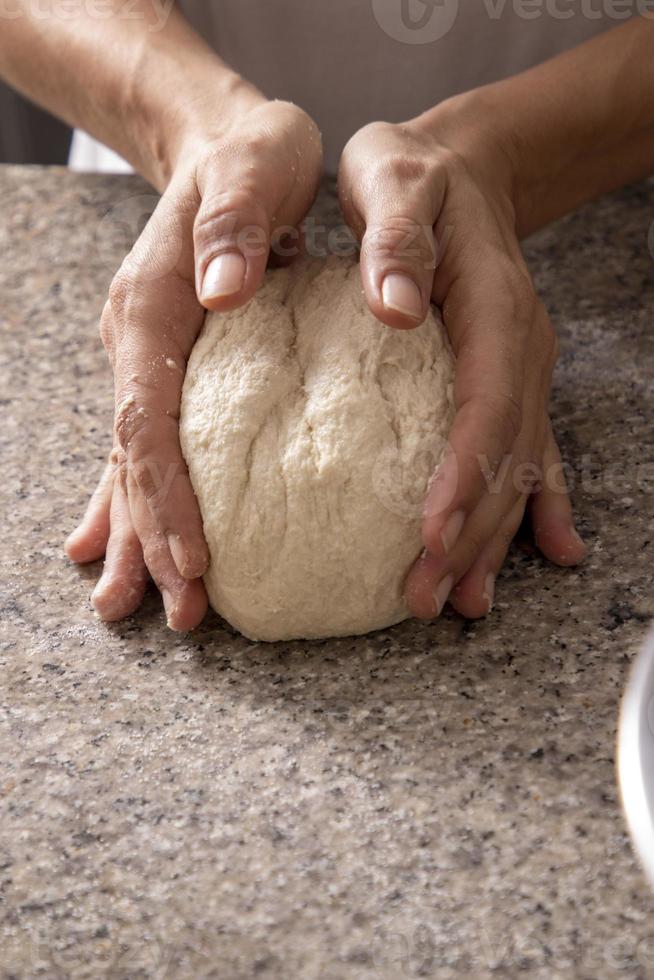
[0, 82, 72, 164]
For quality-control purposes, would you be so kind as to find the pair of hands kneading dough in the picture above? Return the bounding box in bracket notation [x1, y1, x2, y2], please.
[180, 256, 455, 642]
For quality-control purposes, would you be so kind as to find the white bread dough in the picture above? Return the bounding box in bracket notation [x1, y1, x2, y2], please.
[180, 258, 455, 641]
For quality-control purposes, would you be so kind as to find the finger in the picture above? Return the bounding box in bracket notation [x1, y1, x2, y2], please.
[91, 473, 149, 622]
[65, 458, 114, 563]
[115, 395, 210, 581]
[339, 127, 443, 329]
[126, 466, 207, 632]
[194, 188, 270, 313]
[421, 280, 541, 558]
[110, 269, 210, 581]
[195, 104, 320, 311]
[353, 179, 437, 329]
[530, 424, 587, 566]
[422, 386, 525, 563]
[449, 496, 527, 619]
[406, 478, 529, 619]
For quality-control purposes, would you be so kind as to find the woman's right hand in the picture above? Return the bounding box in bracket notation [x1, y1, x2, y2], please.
[65, 98, 323, 630]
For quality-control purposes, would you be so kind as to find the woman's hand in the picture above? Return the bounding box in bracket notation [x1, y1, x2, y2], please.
[338, 105, 586, 620]
[66, 98, 323, 630]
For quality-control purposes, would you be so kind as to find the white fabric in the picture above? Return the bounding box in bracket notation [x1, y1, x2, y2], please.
[69, 2, 625, 174]
[68, 128, 134, 174]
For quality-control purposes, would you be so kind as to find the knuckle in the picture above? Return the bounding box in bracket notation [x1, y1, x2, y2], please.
[486, 259, 536, 322]
[372, 153, 428, 186]
[133, 449, 187, 515]
[141, 531, 169, 574]
[109, 445, 125, 469]
[485, 393, 524, 446]
[107, 268, 134, 313]
[194, 188, 268, 253]
[346, 120, 394, 151]
[433, 144, 466, 179]
[114, 395, 149, 453]
[363, 217, 435, 267]
[511, 272, 538, 320]
[109, 447, 119, 468]
[116, 456, 129, 493]
[107, 267, 149, 332]
[99, 301, 114, 353]
[132, 456, 165, 506]
[504, 258, 531, 290]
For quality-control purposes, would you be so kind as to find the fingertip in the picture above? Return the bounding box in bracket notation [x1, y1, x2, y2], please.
[167, 533, 210, 580]
[92, 572, 147, 622]
[64, 528, 84, 561]
[450, 575, 494, 620]
[163, 580, 208, 632]
[535, 522, 587, 567]
[65, 525, 107, 564]
[405, 552, 442, 620]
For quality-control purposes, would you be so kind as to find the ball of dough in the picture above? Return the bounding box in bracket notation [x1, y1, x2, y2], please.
[180, 257, 455, 642]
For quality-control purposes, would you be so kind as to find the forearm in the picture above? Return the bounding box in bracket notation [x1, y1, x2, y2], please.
[0, 1, 263, 189]
[418, 16, 654, 238]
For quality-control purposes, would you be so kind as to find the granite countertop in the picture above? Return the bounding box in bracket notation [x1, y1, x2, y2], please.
[1, 165, 654, 980]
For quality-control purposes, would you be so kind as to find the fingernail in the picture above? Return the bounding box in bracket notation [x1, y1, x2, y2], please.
[167, 533, 186, 576]
[483, 572, 495, 614]
[557, 526, 587, 564]
[440, 510, 465, 554]
[162, 589, 177, 627]
[571, 527, 586, 550]
[423, 455, 458, 518]
[381, 273, 423, 320]
[201, 252, 246, 301]
[433, 574, 453, 617]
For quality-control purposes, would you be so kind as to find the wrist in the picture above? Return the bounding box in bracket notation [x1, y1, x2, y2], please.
[165, 78, 267, 185]
[125, 53, 266, 191]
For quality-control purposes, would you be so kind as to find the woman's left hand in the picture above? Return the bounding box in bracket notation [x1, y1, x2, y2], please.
[337, 104, 586, 619]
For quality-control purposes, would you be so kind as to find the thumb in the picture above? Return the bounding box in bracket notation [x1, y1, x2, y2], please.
[192, 102, 322, 313]
[194, 179, 272, 313]
[353, 172, 438, 330]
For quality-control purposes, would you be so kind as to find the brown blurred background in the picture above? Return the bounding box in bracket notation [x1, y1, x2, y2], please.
[0, 83, 71, 164]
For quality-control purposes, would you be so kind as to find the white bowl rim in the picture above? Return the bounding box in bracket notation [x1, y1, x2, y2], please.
[617, 627, 654, 888]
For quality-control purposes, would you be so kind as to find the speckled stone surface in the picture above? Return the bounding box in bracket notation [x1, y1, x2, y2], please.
[1, 165, 654, 980]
